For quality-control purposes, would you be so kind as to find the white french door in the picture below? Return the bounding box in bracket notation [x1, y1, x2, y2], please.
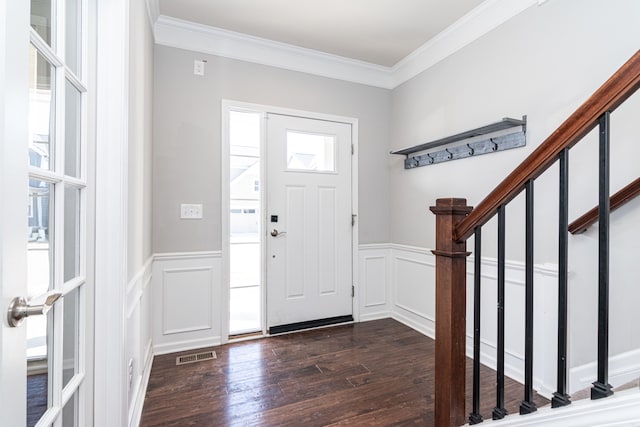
[1, 0, 93, 426]
[266, 114, 353, 332]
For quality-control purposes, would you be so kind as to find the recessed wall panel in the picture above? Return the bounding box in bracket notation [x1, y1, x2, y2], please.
[162, 267, 213, 334]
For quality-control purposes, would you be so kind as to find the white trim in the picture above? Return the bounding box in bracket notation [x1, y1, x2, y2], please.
[153, 336, 222, 356]
[152, 0, 541, 89]
[153, 251, 222, 261]
[145, 0, 159, 27]
[570, 348, 640, 395]
[94, 0, 130, 425]
[128, 340, 153, 427]
[154, 16, 394, 89]
[477, 388, 640, 427]
[390, 0, 540, 86]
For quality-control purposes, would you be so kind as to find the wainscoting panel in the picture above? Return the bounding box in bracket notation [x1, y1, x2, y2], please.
[365, 244, 560, 400]
[358, 244, 391, 321]
[464, 257, 559, 399]
[152, 252, 222, 355]
[125, 257, 153, 427]
[391, 245, 436, 338]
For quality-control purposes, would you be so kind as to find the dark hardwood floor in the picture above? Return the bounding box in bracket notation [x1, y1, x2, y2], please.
[140, 318, 547, 426]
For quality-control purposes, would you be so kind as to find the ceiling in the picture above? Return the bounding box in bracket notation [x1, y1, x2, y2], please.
[157, 0, 486, 67]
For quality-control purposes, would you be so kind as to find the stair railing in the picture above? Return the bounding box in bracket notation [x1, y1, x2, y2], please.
[431, 49, 640, 426]
[569, 176, 640, 234]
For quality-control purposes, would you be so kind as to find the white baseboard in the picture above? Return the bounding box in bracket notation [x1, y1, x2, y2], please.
[129, 340, 153, 427]
[392, 311, 435, 340]
[570, 347, 640, 394]
[153, 336, 222, 356]
[359, 311, 391, 322]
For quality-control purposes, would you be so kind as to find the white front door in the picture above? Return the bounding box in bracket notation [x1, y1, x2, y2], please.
[1, 0, 93, 425]
[266, 114, 353, 333]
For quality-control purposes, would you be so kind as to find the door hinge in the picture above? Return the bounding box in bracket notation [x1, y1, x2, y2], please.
[351, 144, 354, 155]
[351, 214, 357, 226]
[352, 285, 355, 298]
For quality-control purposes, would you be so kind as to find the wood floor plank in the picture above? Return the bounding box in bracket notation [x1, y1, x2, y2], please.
[140, 318, 548, 426]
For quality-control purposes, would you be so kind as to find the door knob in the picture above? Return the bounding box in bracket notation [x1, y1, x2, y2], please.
[7, 292, 62, 327]
[270, 229, 286, 237]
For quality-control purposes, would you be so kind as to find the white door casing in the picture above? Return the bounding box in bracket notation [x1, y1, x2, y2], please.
[266, 114, 353, 329]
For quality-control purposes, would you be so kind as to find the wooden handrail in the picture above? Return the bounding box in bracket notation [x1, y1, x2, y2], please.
[568, 177, 640, 234]
[454, 50, 640, 242]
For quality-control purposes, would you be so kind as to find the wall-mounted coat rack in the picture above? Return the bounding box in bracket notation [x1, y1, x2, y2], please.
[391, 116, 527, 169]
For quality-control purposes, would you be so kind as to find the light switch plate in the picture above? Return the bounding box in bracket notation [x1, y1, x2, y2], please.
[181, 203, 203, 219]
[194, 60, 205, 76]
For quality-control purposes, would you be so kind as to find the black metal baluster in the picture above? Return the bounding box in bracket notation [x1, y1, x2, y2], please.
[492, 206, 508, 420]
[552, 148, 572, 408]
[520, 180, 537, 415]
[591, 111, 614, 400]
[469, 227, 484, 425]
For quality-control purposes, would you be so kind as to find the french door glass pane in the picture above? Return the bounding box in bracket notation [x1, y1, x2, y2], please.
[64, 186, 80, 282]
[64, 81, 81, 178]
[27, 181, 54, 426]
[27, 181, 52, 298]
[26, 312, 53, 427]
[62, 391, 78, 427]
[62, 287, 79, 388]
[29, 45, 55, 170]
[65, 0, 81, 78]
[30, 0, 53, 45]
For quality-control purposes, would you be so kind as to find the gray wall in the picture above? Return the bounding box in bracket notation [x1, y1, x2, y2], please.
[153, 46, 391, 252]
[389, 0, 640, 368]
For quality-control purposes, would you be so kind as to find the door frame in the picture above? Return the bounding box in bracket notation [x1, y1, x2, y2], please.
[221, 100, 360, 343]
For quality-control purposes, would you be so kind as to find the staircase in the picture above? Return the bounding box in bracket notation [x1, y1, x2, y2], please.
[431, 50, 640, 426]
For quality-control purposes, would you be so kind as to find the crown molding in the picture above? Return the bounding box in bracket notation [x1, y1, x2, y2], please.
[153, 0, 543, 89]
[391, 0, 541, 86]
[154, 15, 395, 89]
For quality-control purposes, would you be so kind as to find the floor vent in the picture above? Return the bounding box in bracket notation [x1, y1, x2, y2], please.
[176, 351, 217, 366]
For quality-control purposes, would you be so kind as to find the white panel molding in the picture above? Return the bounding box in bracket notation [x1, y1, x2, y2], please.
[128, 340, 153, 427]
[361, 255, 387, 307]
[358, 244, 392, 322]
[153, 336, 222, 356]
[151, 252, 221, 355]
[570, 348, 640, 395]
[154, 16, 394, 89]
[162, 266, 214, 335]
[126, 256, 153, 319]
[152, 0, 543, 89]
[479, 388, 640, 427]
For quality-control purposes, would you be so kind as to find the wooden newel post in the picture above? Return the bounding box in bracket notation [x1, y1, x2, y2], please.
[430, 198, 472, 427]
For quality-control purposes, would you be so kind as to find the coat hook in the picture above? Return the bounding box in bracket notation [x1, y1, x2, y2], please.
[490, 138, 498, 151]
[467, 143, 474, 156]
[445, 148, 453, 160]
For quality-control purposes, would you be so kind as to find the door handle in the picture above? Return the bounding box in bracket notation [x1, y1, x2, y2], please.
[7, 292, 62, 327]
[270, 229, 287, 237]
